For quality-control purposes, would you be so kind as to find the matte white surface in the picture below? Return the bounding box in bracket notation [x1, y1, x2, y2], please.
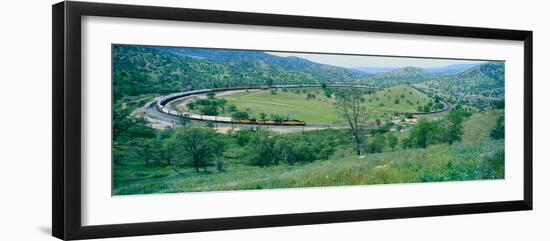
[0, 0, 548, 241]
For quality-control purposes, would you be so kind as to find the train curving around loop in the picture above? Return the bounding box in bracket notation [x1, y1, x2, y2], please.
[156, 85, 331, 126]
[156, 84, 379, 126]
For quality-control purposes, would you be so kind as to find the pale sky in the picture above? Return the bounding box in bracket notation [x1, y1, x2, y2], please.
[267, 52, 487, 69]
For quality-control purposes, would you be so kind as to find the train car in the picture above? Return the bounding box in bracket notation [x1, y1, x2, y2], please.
[201, 115, 217, 121]
[231, 118, 305, 126]
[282, 120, 306, 126]
[216, 116, 233, 122]
[233, 119, 256, 124]
[154, 86, 312, 126]
[188, 113, 203, 120]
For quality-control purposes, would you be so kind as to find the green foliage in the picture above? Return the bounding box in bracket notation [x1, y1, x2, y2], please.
[363, 67, 431, 88]
[205, 121, 215, 128]
[233, 128, 253, 146]
[259, 112, 267, 120]
[172, 126, 226, 172]
[112, 45, 363, 100]
[420, 150, 504, 182]
[275, 135, 315, 165]
[113, 135, 505, 195]
[247, 130, 278, 167]
[270, 114, 286, 123]
[186, 102, 195, 110]
[403, 109, 470, 149]
[447, 108, 472, 124]
[492, 100, 505, 109]
[112, 102, 156, 144]
[190, 98, 226, 115]
[199, 105, 218, 115]
[227, 104, 237, 113]
[387, 133, 398, 150]
[490, 116, 505, 140]
[423, 62, 505, 98]
[365, 85, 433, 112]
[231, 111, 250, 120]
[111, 46, 507, 195]
[323, 87, 333, 98]
[367, 134, 386, 153]
[206, 91, 216, 99]
[335, 88, 367, 155]
[112, 102, 156, 165]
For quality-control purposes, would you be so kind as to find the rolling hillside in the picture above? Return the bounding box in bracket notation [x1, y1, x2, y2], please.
[365, 84, 433, 112]
[363, 67, 433, 88]
[113, 45, 504, 101]
[423, 62, 505, 97]
[112, 45, 365, 100]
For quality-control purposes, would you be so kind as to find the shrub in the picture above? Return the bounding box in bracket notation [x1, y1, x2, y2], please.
[231, 111, 249, 120]
[490, 116, 505, 139]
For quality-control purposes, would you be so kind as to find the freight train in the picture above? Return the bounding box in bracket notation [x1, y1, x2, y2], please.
[155, 85, 311, 126]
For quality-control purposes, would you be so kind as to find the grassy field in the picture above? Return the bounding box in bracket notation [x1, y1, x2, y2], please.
[219, 85, 434, 125]
[463, 109, 503, 143]
[112, 110, 504, 195]
[364, 85, 431, 112]
[222, 89, 341, 124]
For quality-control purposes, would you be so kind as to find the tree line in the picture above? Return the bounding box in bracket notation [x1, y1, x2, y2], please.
[401, 109, 471, 149]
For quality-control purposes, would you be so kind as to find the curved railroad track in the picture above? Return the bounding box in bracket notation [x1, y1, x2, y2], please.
[144, 84, 453, 129]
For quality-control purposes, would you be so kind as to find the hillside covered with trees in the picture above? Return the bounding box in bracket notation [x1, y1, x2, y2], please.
[113, 45, 505, 100]
[112, 45, 365, 100]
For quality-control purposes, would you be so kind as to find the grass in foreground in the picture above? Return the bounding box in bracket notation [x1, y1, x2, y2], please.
[113, 138, 504, 195]
[112, 109, 505, 195]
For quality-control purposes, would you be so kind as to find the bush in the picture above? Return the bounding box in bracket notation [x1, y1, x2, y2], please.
[234, 128, 254, 146]
[199, 105, 218, 115]
[231, 111, 249, 120]
[206, 91, 215, 99]
[275, 136, 316, 165]
[490, 116, 505, 139]
[227, 104, 237, 112]
[366, 134, 386, 153]
[387, 133, 398, 150]
[247, 130, 277, 166]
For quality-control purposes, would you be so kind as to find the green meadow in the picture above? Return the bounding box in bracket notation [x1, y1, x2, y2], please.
[113, 110, 504, 195]
[221, 88, 341, 124]
[218, 85, 436, 125]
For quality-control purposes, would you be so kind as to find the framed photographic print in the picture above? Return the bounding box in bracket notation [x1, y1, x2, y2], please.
[52, 1, 533, 240]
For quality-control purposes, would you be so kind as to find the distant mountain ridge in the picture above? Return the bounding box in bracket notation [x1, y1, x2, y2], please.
[422, 63, 482, 74]
[353, 63, 482, 75]
[112, 45, 504, 100]
[156, 47, 365, 77]
[352, 67, 397, 74]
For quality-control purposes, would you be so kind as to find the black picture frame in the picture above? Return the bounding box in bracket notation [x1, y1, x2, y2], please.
[52, 1, 533, 240]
